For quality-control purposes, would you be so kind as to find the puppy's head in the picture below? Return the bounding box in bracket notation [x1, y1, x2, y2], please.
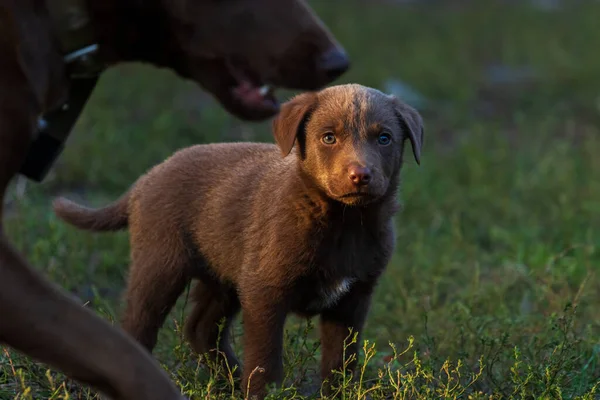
[272, 84, 424, 206]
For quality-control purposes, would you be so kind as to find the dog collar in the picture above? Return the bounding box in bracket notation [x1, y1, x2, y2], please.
[20, 0, 105, 182]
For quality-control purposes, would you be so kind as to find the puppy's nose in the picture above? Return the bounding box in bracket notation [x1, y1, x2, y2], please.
[318, 47, 350, 81]
[348, 165, 372, 186]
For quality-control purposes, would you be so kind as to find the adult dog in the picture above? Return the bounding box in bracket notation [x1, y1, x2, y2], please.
[0, 0, 349, 399]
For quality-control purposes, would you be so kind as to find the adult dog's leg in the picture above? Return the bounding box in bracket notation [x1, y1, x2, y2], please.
[0, 87, 184, 400]
[0, 237, 187, 400]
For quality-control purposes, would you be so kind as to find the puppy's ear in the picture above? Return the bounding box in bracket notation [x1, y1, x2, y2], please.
[272, 92, 318, 156]
[389, 96, 424, 165]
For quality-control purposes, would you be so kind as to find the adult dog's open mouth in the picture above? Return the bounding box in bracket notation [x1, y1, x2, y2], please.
[190, 49, 348, 121]
[232, 81, 277, 113]
[225, 59, 280, 119]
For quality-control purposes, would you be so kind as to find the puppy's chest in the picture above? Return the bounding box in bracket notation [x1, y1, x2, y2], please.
[302, 276, 355, 312]
[293, 230, 388, 314]
[315, 224, 389, 278]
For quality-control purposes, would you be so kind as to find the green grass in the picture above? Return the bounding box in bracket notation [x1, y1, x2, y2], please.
[2, 0, 600, 398]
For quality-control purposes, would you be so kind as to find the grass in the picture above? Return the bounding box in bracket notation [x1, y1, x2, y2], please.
[2, 0, 600, 398]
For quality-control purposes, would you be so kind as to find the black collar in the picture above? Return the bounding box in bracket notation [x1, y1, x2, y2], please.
[20, 0, 106, 182]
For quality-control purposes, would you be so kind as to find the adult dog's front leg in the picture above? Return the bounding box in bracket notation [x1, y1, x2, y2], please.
[0, 106, 185, 399]
[0, 235, 187, 400]
[319, 281, 375, 387]
[240, 290, 287, 400]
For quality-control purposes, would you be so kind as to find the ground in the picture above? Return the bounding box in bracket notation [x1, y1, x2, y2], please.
[1, 0, 600, 399]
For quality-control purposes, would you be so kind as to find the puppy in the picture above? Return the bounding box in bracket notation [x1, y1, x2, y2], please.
[53, 84, 424, 399]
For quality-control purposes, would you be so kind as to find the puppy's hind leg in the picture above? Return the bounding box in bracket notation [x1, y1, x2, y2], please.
[121, 244, 191, 353]
[184, 279, 241, 376]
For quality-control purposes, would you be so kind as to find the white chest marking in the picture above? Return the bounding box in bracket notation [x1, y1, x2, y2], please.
[310, 278, 355, 310]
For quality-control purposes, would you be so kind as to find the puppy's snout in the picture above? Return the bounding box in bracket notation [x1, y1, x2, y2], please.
[317, 47, 350, 81]
[348, 164, 372, 186]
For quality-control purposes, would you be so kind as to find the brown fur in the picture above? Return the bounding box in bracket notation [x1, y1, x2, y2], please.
[0, 0, 348, 399]
[53, 84, 424, 399]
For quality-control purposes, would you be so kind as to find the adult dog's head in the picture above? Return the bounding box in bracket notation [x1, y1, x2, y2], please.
[90, 0, 349, 121]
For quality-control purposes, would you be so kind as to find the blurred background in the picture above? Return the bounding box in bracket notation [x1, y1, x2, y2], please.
[2, 0, 600, 398]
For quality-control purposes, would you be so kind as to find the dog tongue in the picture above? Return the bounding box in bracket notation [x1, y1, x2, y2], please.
[232, 81, 277, 110]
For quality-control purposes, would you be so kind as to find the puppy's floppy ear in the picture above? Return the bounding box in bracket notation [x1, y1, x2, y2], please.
[389, 95, 424, 165]
[272, 92, 319, 157]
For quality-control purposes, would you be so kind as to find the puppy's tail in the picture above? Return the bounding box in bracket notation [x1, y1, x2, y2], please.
[52, 192, 130, 232]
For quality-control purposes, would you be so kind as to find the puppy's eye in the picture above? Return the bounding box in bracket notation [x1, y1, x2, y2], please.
[322, 133, 336, 145]
[377, 133, 392, 146]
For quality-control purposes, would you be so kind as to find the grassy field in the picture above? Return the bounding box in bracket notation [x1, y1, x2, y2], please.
[2, 0, 600, 398]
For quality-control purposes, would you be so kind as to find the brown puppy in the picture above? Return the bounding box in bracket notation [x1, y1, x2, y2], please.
[0, 0, 348, 399]
[53, 84, 424, 399]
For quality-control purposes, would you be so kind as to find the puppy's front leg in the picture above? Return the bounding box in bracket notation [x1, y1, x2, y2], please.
[240, 291, 287, 400]
[319, 281, 375, 386]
